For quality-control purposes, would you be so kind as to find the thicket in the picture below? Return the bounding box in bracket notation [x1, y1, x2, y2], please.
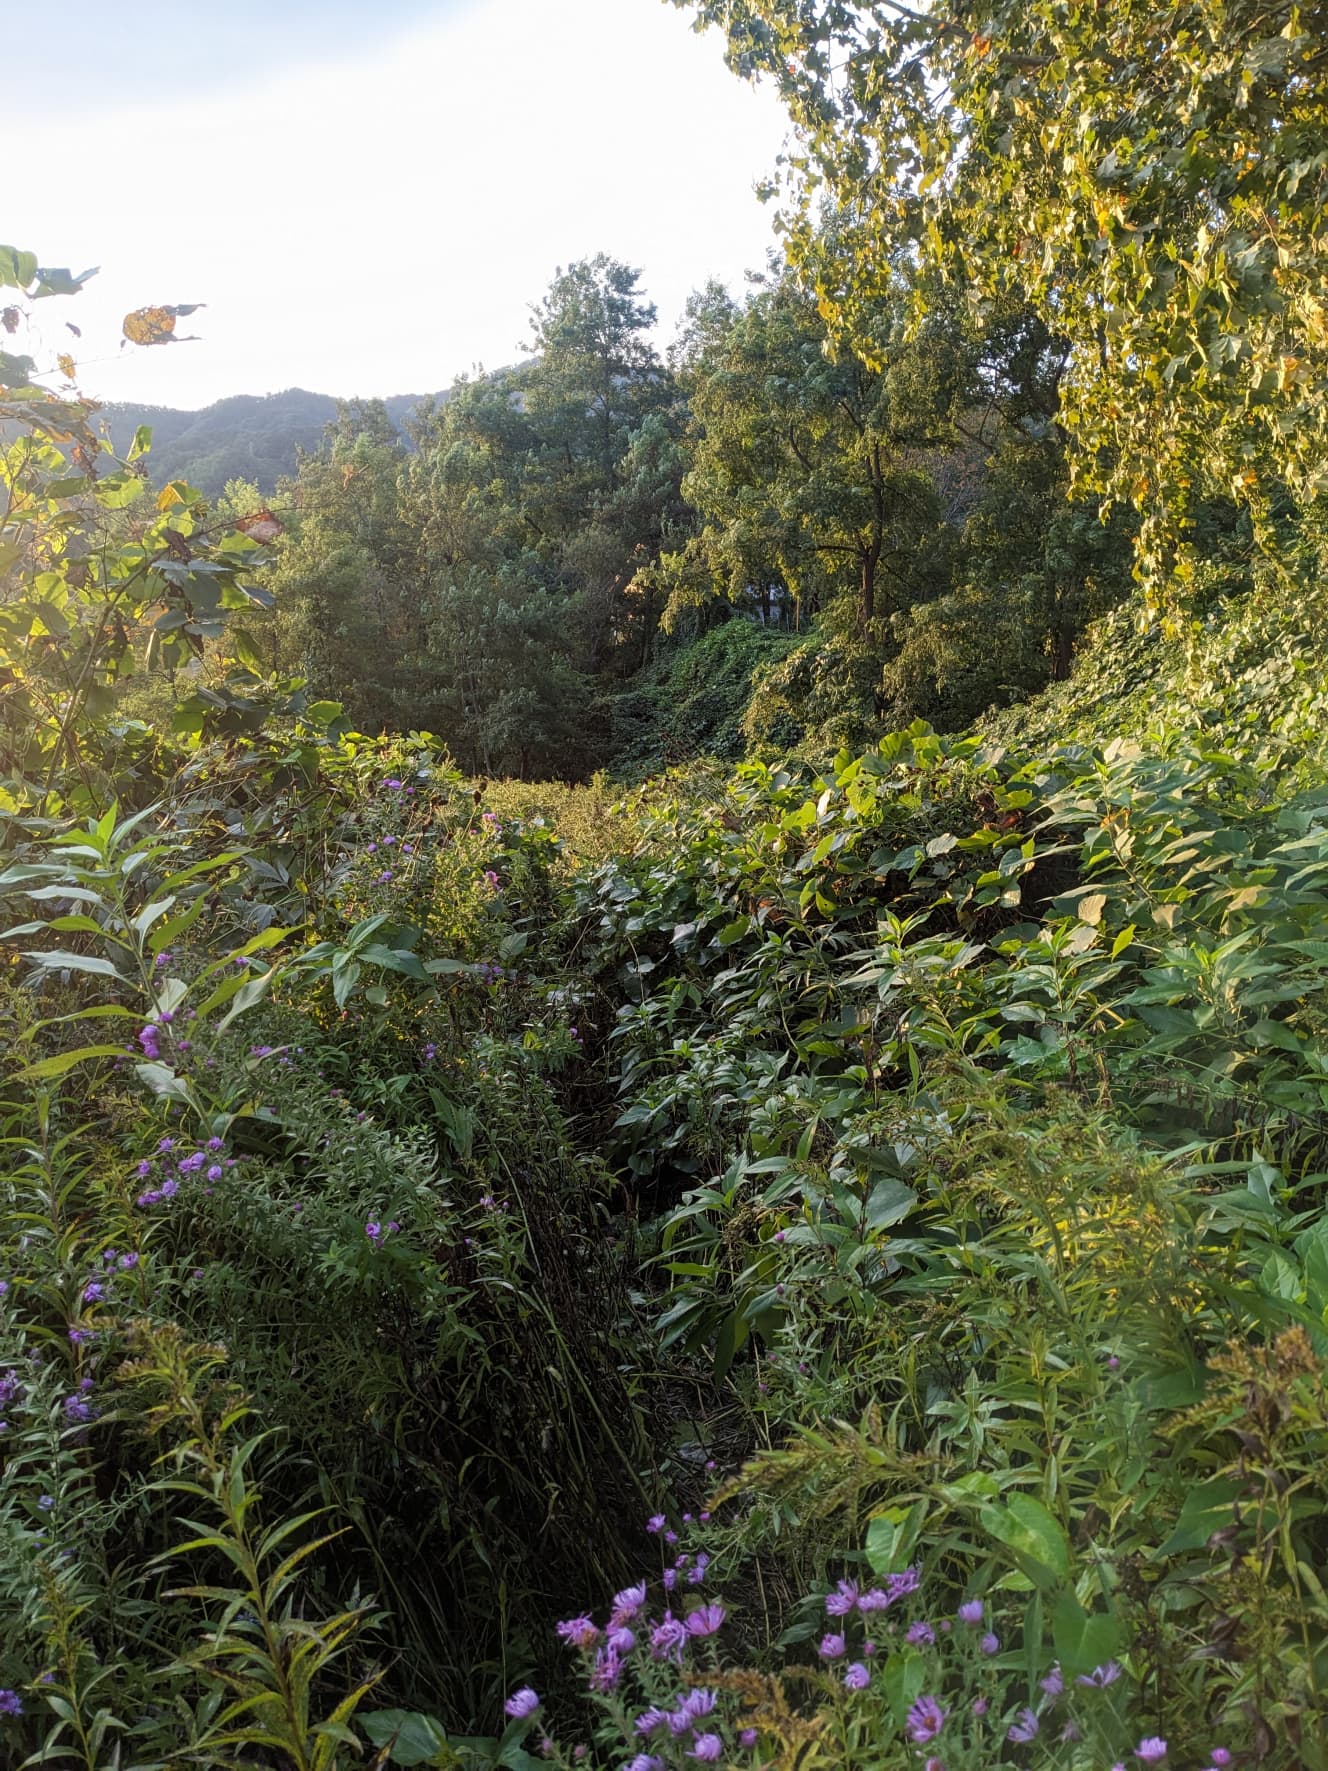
[1, 0, 1327, 1758]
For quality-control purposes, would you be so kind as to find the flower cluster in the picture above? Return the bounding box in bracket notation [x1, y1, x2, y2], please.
[134, 1134, 233, 1207]
[500, 1520, 1239, 1771]
[500, 1524, 755, 1768]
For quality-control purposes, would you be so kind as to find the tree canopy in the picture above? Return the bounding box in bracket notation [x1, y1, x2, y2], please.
[677, 0, 1328, 605]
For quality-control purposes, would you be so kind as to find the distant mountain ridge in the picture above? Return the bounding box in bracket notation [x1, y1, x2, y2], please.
[98, 386, 442, 498]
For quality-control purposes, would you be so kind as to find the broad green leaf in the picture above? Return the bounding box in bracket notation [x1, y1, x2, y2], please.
[17, 1044, 132, 1080]
[881, 1648, 925, 1728]
[1155, 1478, 1244, 1558]
[1051, 1591, 1123, 1678]
[978, 1493, 1070, 1586]
[20, 948, 127, 981]
[359, 1710, 451, 1767]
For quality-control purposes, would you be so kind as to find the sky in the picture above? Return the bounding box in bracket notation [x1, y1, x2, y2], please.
[6, 0, 790, 411]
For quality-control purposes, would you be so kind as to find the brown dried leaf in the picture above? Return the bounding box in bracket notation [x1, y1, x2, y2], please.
[123, 306, 178, 347]
[236, 509, 284, 544]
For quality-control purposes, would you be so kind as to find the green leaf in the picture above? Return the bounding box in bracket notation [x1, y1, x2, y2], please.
[332, 958, 362, 1010]
[865, 1501, 926, 1575]
[1155, 1478, 1245, 1558]
[19, 949, 127, 981]
[217, 970, 278, 1031]
[862, 1177, 918, 1232]
[978, 1493, 1070, 1587]
[1051, 1591, 1123, 1678]
[132, 896, 177, 937]
[134, 1060, 191, 1101]
[16, 1044, 133, 1080]
[359, 1710, 451, 1767]
[881, 1648, 925, 1727]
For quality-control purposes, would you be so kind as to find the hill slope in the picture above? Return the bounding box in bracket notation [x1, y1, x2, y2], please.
[98, 386, 441, 496]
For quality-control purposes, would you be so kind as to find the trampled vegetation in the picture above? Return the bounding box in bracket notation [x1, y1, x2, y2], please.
[2, 0, 1327, 1765]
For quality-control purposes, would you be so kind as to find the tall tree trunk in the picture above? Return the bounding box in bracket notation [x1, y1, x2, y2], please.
[860, 539, 880, 627]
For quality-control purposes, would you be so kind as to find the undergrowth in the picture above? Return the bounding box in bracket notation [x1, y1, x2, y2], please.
[2, 569, 1328, 1768]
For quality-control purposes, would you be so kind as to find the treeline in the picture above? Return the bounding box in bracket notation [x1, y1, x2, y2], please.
[225, 251, 1240, 777]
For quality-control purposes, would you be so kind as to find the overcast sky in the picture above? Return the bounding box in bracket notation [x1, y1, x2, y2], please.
[7, 0, 789, 410]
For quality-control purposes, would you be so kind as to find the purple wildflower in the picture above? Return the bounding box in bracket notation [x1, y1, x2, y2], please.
[556, 1616, 599, 1649]
[980, 1632, 1000, 1655]
[906, 1696, 947, 1745]
[1209, 1755, 1231, 1768]
[82, 1282, 105, 1304]
[634, 1708, 667, 1737]
[627, 1758, 663, 1771]
[1077, 1660, 1123, 1687]
[886, 1566, 921, 1604]
[503, 1688, 540, 1721]
[681, 1691, 717, 1722]
[825, 1579, 859, 1616]
[646, 1513, 667, 1533]
[1007, 1709, 1040, 1744]
[689, 1737, 722, 1762]
[685, 1604, 725, 1638]
[819, 1633, 847, 1660]
[651, 1615, 687, 1660]
[843, 1662, 870, 1690]
[612, 1581, 648, 1620]
[1136, 1742, 1168, 1764]
[365, 1221, 382, 1242]
[0, 1690, 21, 1716]
[739, 1730, 758, 1749]
[906, 1621, 935, 1646]
[607, 1626, 636, 1654]
[1041, 1665, 1064, 1699]
[957, 1599, 984, 1625]
[588, 1648, 622, 1692]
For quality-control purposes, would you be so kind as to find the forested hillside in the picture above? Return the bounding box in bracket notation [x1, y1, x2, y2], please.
[1, 0, 1326, 1766]
[99, 388, 441, 499]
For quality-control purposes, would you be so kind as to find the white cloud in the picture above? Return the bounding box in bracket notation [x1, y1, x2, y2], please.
[12, 0, 788, 408]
